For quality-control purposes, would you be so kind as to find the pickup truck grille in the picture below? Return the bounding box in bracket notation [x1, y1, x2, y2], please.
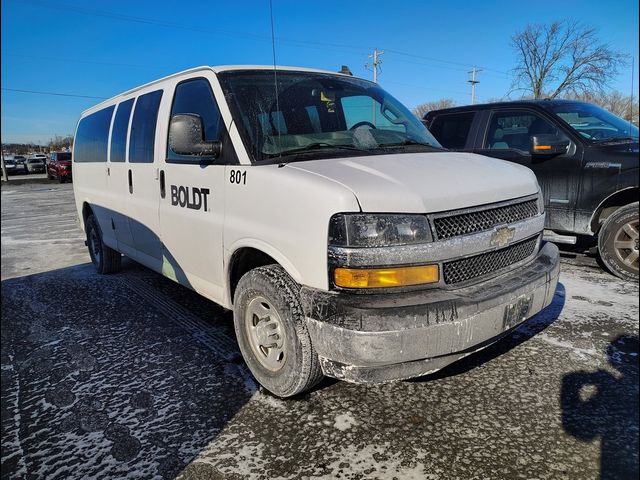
[433, 199, 538, 240]
[443, 236, 539, 285]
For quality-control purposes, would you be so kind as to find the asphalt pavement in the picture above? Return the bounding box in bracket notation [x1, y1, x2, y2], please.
[1, 183, 638, 480]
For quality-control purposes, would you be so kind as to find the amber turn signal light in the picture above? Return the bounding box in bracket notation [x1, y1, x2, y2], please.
[334, 265, 439, 288]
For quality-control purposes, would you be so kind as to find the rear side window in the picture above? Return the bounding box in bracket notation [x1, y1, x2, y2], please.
[74, 106, 115, 162]
[429, 112, 475, 149]
[129, 90, 163, 163]
[167, 78, 221, 162]
[110, 98, 134, 162]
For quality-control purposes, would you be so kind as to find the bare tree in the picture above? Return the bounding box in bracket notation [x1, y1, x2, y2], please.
[511, 20, 627, 99]
[412, 99, 456, 119]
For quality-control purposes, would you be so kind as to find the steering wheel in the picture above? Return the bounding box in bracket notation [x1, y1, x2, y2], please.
[350, 121, 377, 130]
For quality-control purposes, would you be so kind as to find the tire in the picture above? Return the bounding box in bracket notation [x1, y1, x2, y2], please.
[58, 175, 65, 184]
[85, 214, 122, 274]
[598, 202, 639, 282]
[47, 171, 53, 180]
[233, 265, 323, 397]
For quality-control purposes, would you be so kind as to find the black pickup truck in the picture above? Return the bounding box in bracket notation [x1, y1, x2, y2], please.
[424, 100, 638, 281]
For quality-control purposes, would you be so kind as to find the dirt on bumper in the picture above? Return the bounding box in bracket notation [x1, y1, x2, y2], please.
[302, 242, 560, 383]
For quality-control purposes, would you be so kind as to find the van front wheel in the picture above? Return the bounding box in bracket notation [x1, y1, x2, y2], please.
[233, 265, 323, 397]
[85, 214, 121, 274]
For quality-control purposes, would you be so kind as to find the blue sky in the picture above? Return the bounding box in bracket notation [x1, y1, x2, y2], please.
[1, 0, 638, 144]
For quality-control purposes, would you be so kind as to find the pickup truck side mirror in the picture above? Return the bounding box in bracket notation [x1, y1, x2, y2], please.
[169, 114, 221, 158]
[529, 134, 569, 156]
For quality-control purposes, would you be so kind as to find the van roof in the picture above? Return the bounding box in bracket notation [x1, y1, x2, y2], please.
[81, 65, 355, 116]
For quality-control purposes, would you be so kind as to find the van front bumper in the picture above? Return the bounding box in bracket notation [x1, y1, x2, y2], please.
[300, 242, 560, 384]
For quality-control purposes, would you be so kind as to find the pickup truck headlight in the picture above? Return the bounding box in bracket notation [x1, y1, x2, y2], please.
[328, 213, 432, 247]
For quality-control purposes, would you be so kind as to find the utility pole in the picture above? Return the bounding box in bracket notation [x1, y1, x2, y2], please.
[366, 49, 384, 125]
[629, 57, 635, 135]
[1, 144, 8, 182]
[367, 48, 384, 83]
[468, 67, 482, 105]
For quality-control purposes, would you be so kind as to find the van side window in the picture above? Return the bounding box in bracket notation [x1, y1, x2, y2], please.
[429, 112, 475, 149]
[129, 90, 163, 163]
[110, 98, 134, 162]
[168, 78, 221, 161]
[486, 110, 561, 152]
[74, 106, 115, 162]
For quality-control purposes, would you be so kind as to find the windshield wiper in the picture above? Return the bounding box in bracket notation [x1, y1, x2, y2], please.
[264, 142, 371, 158]
[376, 140, 440, 149]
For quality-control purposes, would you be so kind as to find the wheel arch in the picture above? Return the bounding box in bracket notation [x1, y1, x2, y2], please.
[590, 187, 639, 234]
[226, 242, 304, 307]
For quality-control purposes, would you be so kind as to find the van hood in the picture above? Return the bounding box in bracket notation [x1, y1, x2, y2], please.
[288, 152, 539, 213]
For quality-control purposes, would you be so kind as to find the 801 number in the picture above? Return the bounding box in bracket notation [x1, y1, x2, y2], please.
[229, 169, 246, 185]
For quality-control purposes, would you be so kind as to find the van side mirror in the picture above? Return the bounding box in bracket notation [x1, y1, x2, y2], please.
[169, 114, 221, 158]
[530, 134, 569, 156]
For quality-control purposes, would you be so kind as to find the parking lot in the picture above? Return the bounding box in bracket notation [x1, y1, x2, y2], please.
[1, 182, 638, 479]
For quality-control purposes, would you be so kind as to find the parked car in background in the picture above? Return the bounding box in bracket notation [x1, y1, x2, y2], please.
[47, 152, 73, 182]
[424, 100, 639, 281]
[14, 155, 28, 173]
[3, 157, 20, 175]
[25, 157, 46, 174]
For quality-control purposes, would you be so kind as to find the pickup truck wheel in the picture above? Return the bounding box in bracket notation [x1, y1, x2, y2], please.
[85, 214, 122, 274]
[233, 265, 323, 397]
[598, 202, 639, 282]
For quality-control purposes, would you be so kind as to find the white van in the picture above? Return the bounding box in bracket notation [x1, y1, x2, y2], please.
[73, 65, 559, 397]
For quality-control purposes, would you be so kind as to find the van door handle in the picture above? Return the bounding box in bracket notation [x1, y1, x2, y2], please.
[128, 169, 133, 194]
[159, 170, 166, 198]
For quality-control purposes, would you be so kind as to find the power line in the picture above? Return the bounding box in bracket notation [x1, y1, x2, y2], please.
[1, 88, 107, 100]
[15, 0, 508, 75]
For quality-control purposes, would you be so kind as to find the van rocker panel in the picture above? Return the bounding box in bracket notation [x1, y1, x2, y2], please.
[302, 242, 560, 383]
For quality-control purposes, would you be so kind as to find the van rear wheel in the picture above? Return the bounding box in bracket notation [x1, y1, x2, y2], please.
[233, 265, 323, 397]
[85, 214, 121, 274]
[598, 202, 639, 282]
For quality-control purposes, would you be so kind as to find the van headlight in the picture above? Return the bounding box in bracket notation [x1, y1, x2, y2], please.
[328, 213, 432, 247]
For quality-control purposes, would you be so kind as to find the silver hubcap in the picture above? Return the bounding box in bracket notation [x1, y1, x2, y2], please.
[613, 219, 639, 270]
[245, 296, 286, 371]
[90, 229, 101, 264]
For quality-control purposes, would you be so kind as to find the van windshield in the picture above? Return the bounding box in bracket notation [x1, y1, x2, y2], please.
[218, 70, 441, 163]
[549, 102, 639, 142]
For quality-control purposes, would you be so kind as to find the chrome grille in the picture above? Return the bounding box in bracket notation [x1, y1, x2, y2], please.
[443, 236, 538, 285]
[433, 199, 538, 240]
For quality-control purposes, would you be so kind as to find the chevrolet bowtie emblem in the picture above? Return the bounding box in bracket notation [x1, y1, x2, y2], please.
[490, 226, 516, 247]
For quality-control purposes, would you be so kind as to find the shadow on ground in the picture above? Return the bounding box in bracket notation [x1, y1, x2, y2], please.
[561, 334, 639, 480]
[0, 262, 252, 479]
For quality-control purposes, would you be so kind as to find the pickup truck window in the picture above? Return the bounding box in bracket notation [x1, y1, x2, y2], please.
[549, 102, 639, 142]
[168, 78, 222, 162]
[218, 70, 440, 162]
[429, 112, 475, 149]
[486, 110, 559, 151]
